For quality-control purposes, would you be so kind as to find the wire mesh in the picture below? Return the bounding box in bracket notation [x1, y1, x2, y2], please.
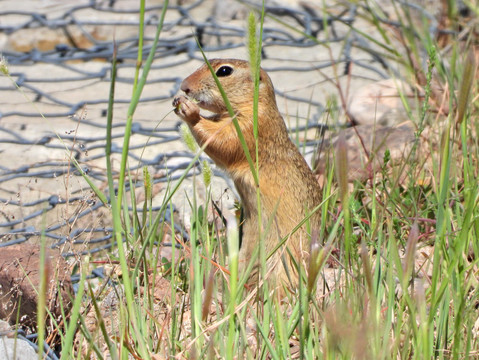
[0, 0, 458, 357]
[0, 0, 436, 255]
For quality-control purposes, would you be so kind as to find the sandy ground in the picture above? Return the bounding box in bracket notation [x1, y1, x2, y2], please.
[0, 0, 404, 253]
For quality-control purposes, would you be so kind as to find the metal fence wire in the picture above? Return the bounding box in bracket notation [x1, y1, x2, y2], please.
[0, 0, 445, 256]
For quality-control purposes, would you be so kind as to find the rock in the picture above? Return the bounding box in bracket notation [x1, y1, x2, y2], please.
[315, 121, 416, 182]
[0, 244, 73, 330]
[0, 338, 37, 359]
[7, 26, 108, 53]
[0, 320, 37, 359]
[347, 79, 416, 127]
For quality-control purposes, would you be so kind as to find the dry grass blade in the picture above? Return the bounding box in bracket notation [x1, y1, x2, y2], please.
[307, 230, 329, 294]
[360, 240, 374, 298]
[335, 131, 349, 204]
[455, 49, 477, 125]
[202, 268, 216, 322]
[403, 221, 419, 281]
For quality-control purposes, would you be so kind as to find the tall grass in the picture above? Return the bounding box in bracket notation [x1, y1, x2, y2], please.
[6, 0, 477, 358]
[97, 2, 477, 358]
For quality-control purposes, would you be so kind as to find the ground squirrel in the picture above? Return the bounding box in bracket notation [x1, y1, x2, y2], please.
[173, 59, 321, 289]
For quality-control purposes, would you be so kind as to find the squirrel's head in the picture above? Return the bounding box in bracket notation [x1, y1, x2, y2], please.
[180, 59, 277, 115]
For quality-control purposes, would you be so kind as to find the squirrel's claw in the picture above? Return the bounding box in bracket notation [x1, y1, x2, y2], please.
[173, 95, 200, 125]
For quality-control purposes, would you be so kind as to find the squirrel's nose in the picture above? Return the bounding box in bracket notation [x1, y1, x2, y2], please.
[180, 80, 190, 95]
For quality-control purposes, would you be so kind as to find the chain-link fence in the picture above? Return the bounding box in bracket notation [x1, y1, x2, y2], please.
[1, 0, 447, 257]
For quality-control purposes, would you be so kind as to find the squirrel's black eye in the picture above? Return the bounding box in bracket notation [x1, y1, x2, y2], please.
[216, 65, 233, 77]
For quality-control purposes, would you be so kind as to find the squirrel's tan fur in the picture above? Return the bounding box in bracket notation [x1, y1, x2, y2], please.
[173, 59, 321, 289]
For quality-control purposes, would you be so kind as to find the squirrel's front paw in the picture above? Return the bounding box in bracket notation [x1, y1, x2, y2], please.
[173, 95, 200, 125]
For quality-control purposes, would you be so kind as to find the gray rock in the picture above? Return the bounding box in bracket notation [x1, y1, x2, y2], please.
[315, 122, 416, 182]
[347, 79, 415, 127]
[0, 320, 37, 360]
[0, 338, 37, 359]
